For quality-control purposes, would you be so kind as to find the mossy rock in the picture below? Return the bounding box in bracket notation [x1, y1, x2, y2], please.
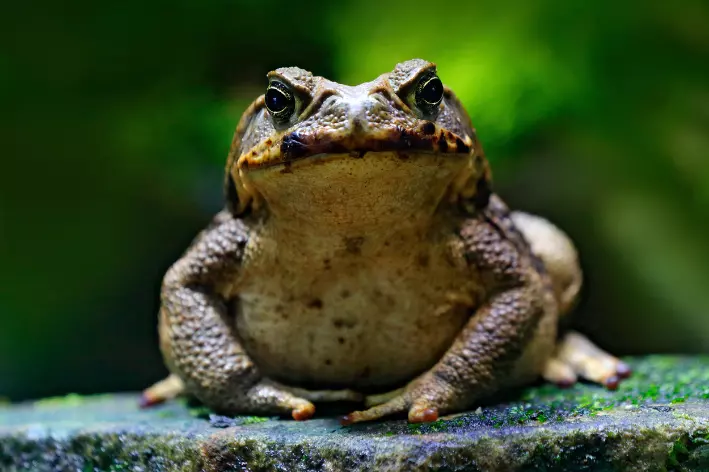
[1, 356, 709, 471]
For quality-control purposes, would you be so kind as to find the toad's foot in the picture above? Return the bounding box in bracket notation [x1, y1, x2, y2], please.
[542, 331, 631, 390]
[340, 376, 449, 425]
[141, 376, 316, 420]
[141, 374, 360, 419]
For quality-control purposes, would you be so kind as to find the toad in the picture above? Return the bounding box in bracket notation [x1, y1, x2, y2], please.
[142, 59, 630, 424]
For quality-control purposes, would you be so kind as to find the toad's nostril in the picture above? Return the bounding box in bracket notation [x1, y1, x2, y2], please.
[351, 116, 365, 134]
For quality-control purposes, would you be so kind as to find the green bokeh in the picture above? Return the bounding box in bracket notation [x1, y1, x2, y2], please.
[2, 0, 708, 401]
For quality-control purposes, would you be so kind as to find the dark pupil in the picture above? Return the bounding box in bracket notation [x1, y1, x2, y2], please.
[420, 77, 443, 104]
[266, 87, 289, 113]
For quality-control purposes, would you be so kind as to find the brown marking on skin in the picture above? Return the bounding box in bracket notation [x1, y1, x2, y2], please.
[276, 304, 289, 320]
[340, 289, 351, 298]
[332, 318, 357, 329]
[323, 259, 331, 270]
[438, 137, 448, 152]
[455, 137, 471, 154]
[307, 298, 323, 309]
[421, 121, 436, 135]
[398, 128, 412, 148]
[344, 236, 365, 255]
[417, 252, 430, 268]
[371, 287, 397, 307]
[337, 337, 346, 345]
[324, 359, 332, 366]
[280, 132, 309, 160]
[265, 138, 273, 146]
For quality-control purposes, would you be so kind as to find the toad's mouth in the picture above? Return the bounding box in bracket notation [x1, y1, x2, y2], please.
[236, 122, 475, 171]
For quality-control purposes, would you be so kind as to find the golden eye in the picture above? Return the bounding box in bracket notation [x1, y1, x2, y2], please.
[415, 74, 444, 114]
[265, 81, 295, 123]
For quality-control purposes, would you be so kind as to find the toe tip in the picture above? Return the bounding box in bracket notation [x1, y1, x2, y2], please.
[616, 362, 632, 379]
[340, 414, 356, 426]
[409, 407, 439, 423]
[291, 403, 315, 421]
[138, 392, 161, 409]
[604, 375, 620, 390]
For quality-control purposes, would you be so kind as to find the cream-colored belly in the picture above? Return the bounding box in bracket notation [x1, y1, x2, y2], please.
[232, 232, 478, 391]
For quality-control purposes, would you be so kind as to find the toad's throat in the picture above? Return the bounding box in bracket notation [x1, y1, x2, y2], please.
[237, 123, 474, 170]
[242, 151, 471, 232]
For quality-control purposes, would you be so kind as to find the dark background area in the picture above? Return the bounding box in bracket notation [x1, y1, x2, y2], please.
[2, 0, 708, 402]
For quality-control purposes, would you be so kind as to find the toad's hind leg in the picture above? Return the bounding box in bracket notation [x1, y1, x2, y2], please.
[512, 213, 631, 389]
[510, 212, 582, 315]
[543, 331, 632, 389]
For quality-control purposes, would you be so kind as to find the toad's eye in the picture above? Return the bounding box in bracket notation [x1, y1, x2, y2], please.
[265, 81, 295, 123]
[415, 74, 444, 115]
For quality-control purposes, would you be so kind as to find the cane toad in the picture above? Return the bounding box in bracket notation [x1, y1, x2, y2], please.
[143, 59, 630, 423]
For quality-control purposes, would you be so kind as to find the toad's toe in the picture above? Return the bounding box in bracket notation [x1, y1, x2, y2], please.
[340, 396, 408, 425]
[408, 406, 439, 423]
[550, 331, 631, 389]
[291, 401, 316, 421]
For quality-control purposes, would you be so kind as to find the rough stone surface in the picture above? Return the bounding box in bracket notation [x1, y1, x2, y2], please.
[1, 356, 708, 471]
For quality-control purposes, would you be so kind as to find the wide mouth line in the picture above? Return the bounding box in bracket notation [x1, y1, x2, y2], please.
[238, 128, 473, 171]
[244, 148, 470, 172]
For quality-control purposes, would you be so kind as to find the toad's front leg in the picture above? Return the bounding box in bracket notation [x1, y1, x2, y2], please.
[343, 216, 554, 424]
[142, 211, 316, 420]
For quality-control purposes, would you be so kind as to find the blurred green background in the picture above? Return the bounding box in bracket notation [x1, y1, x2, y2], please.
[2, 0, 708, 402]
